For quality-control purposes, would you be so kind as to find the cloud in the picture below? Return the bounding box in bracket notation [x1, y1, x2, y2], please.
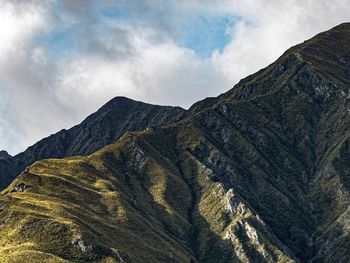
[55, 33, 229, 111]
[213, 0, 350, 84]
[0, 1, 46, 63]
[0, 0, 53, 154]
[0, 0, 350, 155]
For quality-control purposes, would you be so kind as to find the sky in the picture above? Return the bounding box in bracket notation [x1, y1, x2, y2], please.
[1, 0, 350, 155]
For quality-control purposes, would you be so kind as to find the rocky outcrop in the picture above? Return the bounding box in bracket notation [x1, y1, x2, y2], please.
[10, 183, 31, 193]
[72, 239, 94, 253]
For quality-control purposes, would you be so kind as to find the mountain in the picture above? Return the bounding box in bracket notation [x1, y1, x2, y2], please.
[0, 97, 184, 189]
[0, 151, 11, 160]
[0, 23, 350, 262]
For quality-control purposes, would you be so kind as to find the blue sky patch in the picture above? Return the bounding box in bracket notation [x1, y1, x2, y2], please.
[177, 15, 237, 57]
[36, 4, 237, 60]
[101, 6, 238, 57]
[34, 25, 83, 59]
[101, 6, 132, 22]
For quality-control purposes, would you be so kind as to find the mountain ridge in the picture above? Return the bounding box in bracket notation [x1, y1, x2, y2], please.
[0, 96, 184, 189]
[0, 151, 11, 160]
[0, 24, 349, 262]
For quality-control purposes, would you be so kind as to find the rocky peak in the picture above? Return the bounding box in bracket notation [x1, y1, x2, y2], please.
[0, 97, 184, 190]
[0, 151, 11, 160]
[217, 23, 350, 105]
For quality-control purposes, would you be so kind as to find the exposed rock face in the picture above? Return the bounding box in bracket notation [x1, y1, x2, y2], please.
[225, 189, 248, 216]
[0, 97, 184, 189]
[10, 183, 31, 193]
[0, 24, 349, 262]
[72, 239, 94, 253]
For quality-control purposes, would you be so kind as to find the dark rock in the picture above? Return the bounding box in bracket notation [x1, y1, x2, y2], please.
[0, 151, 11, 160]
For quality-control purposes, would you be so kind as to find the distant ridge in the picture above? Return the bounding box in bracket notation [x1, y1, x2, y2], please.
[0, 97, 184, 189]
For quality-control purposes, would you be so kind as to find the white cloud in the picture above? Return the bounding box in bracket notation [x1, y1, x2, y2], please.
[212, 0, 350, 84]
[55, 33, 229, 111]
[0, 1, 46, 65]
[0, 0, 50, 154]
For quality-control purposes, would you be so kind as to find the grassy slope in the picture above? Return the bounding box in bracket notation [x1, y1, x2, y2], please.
[0, 121, 297, 262]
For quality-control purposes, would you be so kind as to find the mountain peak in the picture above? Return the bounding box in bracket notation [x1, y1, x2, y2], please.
[290, 23, 350, 85]
[218, 23, 350, 104]
[327, 22, 350, 32]
[106, 96, 182, 109]
[0, 150, 11, 160]
[107, 96, 138, 104]
[0, 97, 184, 189]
